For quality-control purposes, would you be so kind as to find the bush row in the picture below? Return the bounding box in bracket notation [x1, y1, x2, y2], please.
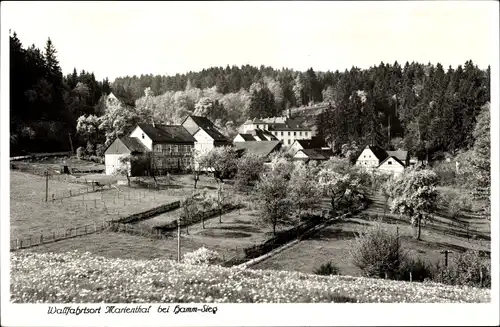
[117, 201, 180, 224]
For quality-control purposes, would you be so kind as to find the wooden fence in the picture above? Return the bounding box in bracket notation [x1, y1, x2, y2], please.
[10, 200, 182, 251]
[10, 220, 109, 251]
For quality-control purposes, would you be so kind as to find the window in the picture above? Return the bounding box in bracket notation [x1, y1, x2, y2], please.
[364, 155, 366, 158]
[186, 145, 192, 152]
[174, 145, 178, 153]
[288, 139, 291, 145]
[288, 132, 291, 136]
[154, 144, 162, 153]
[142, 133, 145, 139]
[281, 132, 283, 136]
[300, 131, 302, 136]
[293, 132, 296, 136]
[305, 132, 308, 137]
[388, 161, 392, 165]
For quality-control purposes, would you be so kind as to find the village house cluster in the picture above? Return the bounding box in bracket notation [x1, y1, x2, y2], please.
[103, 93, 411, 177]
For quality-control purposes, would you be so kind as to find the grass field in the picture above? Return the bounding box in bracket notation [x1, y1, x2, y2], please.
[23, 207, 270, 262]
[11, 251, 490, 303]
[254, 192, 490, 275]
[10, 171, 186, 240]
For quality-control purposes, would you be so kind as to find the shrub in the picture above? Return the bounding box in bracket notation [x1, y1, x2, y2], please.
[182, 247, 220, 266]
[349, 223, 406, 279]
[314, 262, 340, 276]
[432, 250, 491, 288]
[76, 146, 86, 159]
[86, 142, 95, 156]
[95, 144, 105, 157]
[398, 256, 434, 282]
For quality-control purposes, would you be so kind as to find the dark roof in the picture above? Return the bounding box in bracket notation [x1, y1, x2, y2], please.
[252, 129, 278, 141]
[366, 145, 389, 161]
[137, 124, 195, 143]
[237, 134, 256, 141]
[387, 150, 408, 162]
[295, 137, 326, 149]
[378, 156, 405, 167]
[187, 116, 228, 141]
[234, 141, 281, 157]
[120, 136, 148, 153]
[295, 149, 332, 160]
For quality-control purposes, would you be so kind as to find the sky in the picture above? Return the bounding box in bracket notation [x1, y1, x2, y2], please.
[2, 1, 498, 81]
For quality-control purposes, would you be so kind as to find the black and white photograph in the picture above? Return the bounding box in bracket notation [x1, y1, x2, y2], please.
[1, 1, 498, 326]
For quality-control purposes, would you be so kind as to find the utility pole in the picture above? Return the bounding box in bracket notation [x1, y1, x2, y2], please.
[45, 170, 49, 202]
[177, 216, 181, 263]
[68, 133, 74, 155]
[440, 250, 453, 267]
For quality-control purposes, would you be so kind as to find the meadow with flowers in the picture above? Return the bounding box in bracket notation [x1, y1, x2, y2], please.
[11, 251, 489, 303]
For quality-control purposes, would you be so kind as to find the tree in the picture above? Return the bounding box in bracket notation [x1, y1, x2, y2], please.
[235, 152, 266, 190]
[113, 155, 133, 186]
[196, 146, 238, 184]
[255, 171, 294, 235]
[389, 170, 439, 240]
[470, 103, 490, 208]
[289, 162, 321, 218]
[318, 168, 362, 212]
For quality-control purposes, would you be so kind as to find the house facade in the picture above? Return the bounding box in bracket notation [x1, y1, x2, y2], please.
[104, 136, 148, 176]
[241, 117, 312, 147]
[378, 156, 406, 177]
[181, 115, 229, 154]
[355, 145, 409, 176]
[356, 145, 389, 168]
[104, 123, 195, 176]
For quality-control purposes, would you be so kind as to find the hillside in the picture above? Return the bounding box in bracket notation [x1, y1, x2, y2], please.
[11, 251, 489, 303]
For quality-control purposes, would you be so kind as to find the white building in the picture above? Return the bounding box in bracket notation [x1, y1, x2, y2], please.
[241, 117, 312, 147]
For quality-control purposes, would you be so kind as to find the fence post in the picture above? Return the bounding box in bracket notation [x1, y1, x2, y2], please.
[40, 233, 44, 244]
[94, 199, 97, 208]
[16, 238, 19, 249]
[53, 231, 56, 240]
[52, 194, 55, 203]
[20, 239, 23, 248]
[29, 236, 32, 247]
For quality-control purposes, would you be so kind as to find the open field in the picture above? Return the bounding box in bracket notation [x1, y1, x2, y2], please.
[22, 207, 269, 262]
[254, 192, 490, 275]
[10, 171, 184, 240]
[11, 251, 490, 303]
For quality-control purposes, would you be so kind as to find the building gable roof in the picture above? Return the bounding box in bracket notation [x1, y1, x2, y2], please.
[387, 150, 409, 162]
[296, 148, 332, 160]
[185, 115, 228, 141]
[237, 133, 256, 141]
[234, 141, 281, 157]
[378, 155, 405, 168]
[104, 136, 147, 155]
[251, 129, 278, 141]
[136, 124, 195, 143]
[365, 145, 389, 161]
[295, 137, 326, 149]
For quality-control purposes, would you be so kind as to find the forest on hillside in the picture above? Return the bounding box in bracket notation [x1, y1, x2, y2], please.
[9, 31, 490, 160]
[9, 32, 111, 156]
